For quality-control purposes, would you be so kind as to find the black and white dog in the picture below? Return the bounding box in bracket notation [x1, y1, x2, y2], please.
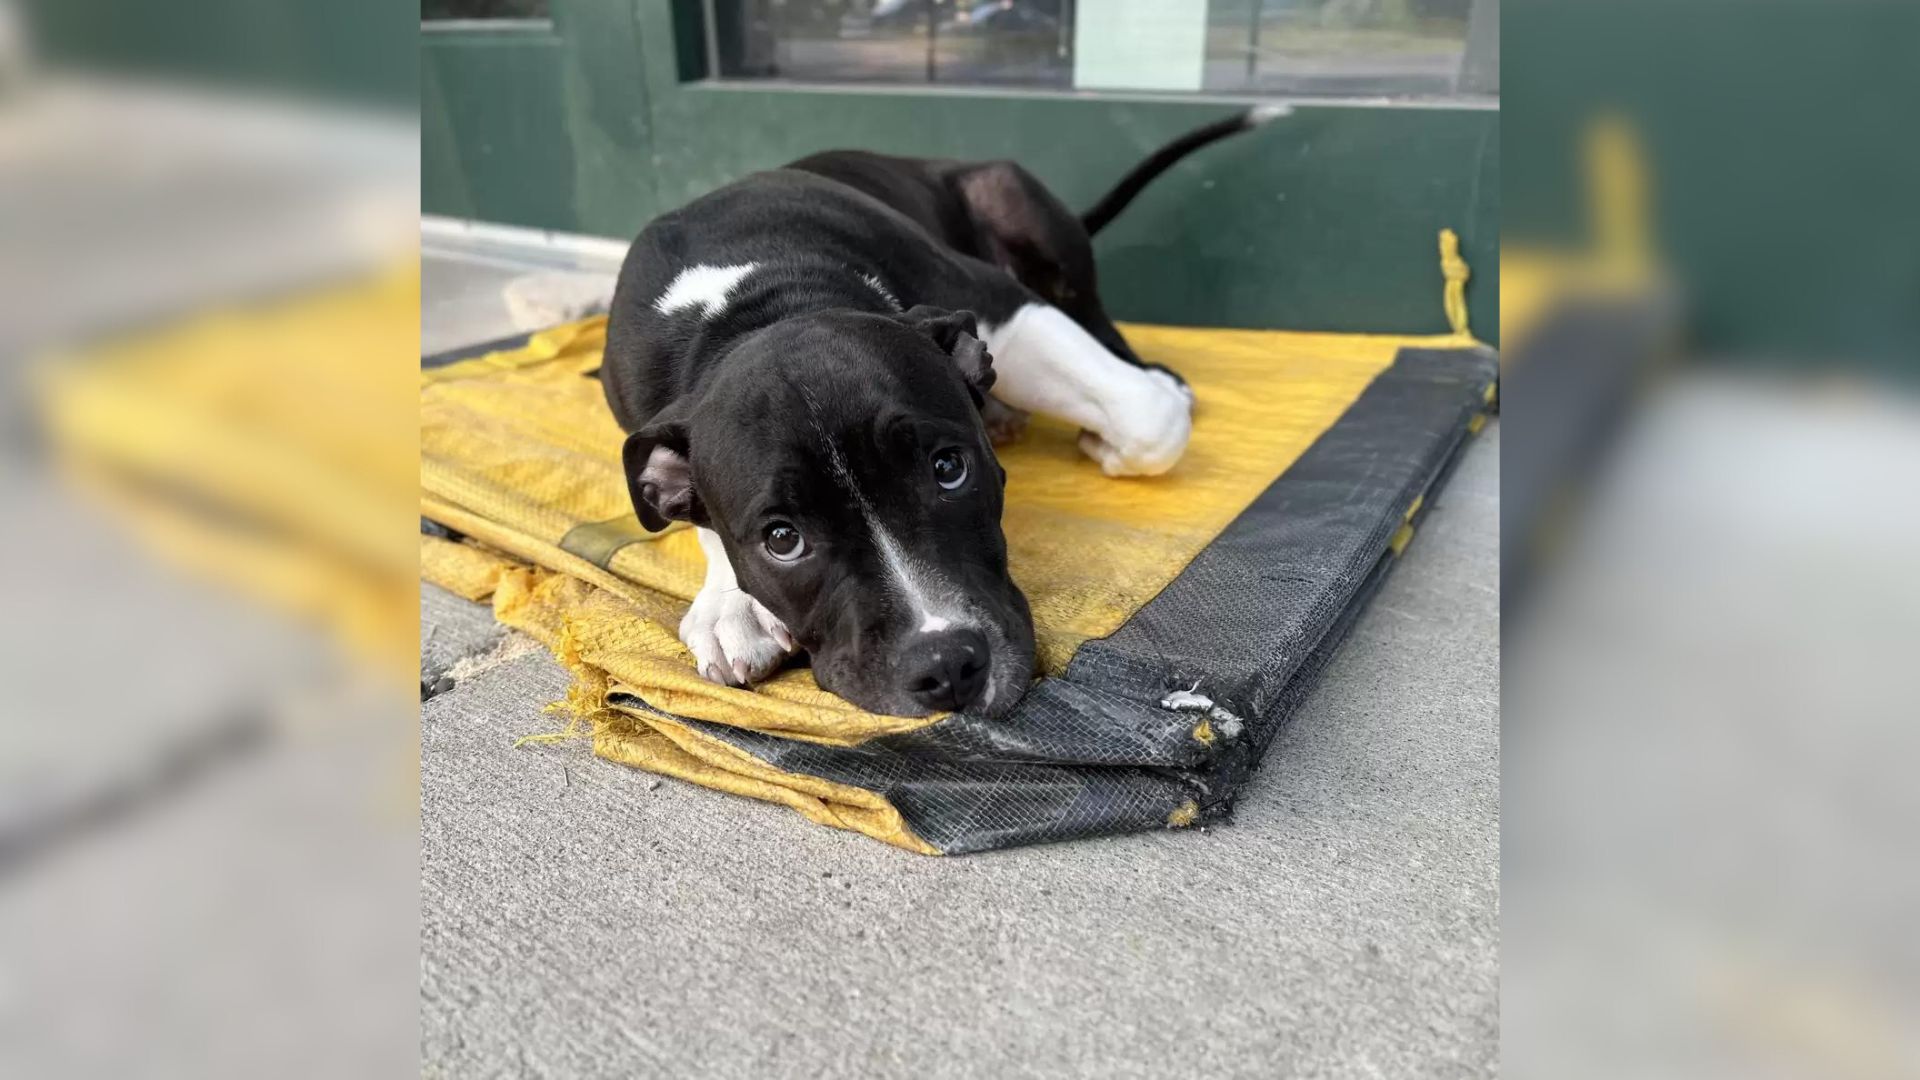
[603, 106, 1283, 719]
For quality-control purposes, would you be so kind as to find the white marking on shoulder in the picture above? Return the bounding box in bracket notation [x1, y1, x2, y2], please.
[655, 263, 758, 319]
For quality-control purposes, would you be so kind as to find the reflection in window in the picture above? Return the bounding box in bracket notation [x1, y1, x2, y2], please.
[720, 1, 1071, 87]
[422, 0, 551, 21]
[1205, 0, 1472, 96]
[707, 0, 1493, 97]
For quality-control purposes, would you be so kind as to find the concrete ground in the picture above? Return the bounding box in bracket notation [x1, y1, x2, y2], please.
[418, 247, 1501, 1078]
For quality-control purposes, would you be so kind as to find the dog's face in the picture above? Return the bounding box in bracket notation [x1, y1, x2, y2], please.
[625, 307, 1036, 718]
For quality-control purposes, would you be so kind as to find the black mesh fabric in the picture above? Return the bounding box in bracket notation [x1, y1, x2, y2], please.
[603, 346, 1498, 853]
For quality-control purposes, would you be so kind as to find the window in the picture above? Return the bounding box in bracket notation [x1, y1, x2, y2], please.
[705, 0, 1496, 97]
[712, 1, 1072, 87]
[1206, 0, 1480, 96]
[422, 0, 551, 22]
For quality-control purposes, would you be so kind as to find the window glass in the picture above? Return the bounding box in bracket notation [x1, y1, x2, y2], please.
[723, 1, 1070, 86]
[1205, 0, 1473, 96]
[708, 0, 1493, 98]
[422, 0, 551, 21]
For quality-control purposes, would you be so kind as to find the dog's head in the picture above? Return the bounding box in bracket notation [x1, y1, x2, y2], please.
[624, 306, 1035, 718]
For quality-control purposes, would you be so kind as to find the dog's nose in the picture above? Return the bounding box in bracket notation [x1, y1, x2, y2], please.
[900, 628, 990, 712]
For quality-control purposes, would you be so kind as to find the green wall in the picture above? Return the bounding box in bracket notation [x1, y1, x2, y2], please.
[423, 0, 1498, 341]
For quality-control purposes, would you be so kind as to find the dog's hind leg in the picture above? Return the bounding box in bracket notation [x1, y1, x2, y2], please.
[952, 162, 1183, 388]
[978, 302, 1193, 477]
[681, 527, 795, 686]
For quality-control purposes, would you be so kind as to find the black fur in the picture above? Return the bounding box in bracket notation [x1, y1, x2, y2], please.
[600, 113, 1267, 717]
[1078, 109, 1270, 236]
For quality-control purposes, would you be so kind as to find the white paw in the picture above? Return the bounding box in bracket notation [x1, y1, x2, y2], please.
[1081, 369, 1193, 477]
[680, 586, 794, 686]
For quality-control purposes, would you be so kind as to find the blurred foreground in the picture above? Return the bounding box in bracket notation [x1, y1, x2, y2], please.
[0, 4, 419, 1074]
[1505, 368, 1920, 1079]
[1503, 2, 1919, 1076]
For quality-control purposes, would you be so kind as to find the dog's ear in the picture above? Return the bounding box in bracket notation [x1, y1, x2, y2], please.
[901, 305, 995, 402]
[622, 417, 705, 532]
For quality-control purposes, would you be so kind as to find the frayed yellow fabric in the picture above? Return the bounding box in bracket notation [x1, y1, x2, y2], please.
[615, 714, 939, 855]
[432, 540, 938, 852]
[421, 534, 516, 602]
[484, 565, 938, 745]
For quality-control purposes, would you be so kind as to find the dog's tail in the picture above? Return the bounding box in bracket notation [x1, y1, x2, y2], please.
[1080, 104, 1291, 237]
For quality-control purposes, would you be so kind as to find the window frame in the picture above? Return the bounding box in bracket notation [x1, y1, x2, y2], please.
[691, 0, 1498, 103]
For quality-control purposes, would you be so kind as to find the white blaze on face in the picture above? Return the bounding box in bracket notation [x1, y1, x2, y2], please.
[655, 263, 758, 319]
[800, 388, 968, 635]
[870, 525, 956, 634]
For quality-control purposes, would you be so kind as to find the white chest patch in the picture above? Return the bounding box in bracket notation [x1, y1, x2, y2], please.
[654, 263, 758, 320]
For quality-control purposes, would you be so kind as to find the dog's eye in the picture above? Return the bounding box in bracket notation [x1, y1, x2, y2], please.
[763, 522, 807, 561]
[931, 448, 968, 491]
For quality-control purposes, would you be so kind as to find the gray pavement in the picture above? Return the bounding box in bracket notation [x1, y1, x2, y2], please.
[418, 330, 1500, 1076]
[421, 580, 506, 693]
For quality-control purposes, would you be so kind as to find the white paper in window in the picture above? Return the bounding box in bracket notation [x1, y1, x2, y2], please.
[1072, 0, 1209, 92]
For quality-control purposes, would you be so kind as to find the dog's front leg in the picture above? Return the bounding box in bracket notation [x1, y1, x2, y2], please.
[980, 304, 1193, 476]
[681, 527, 795, 686]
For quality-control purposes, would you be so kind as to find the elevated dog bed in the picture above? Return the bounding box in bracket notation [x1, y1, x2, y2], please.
[420, 234, 1496, 854]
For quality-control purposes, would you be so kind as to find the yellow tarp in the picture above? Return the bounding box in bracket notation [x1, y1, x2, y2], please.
[420, 315, 1479, 750]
